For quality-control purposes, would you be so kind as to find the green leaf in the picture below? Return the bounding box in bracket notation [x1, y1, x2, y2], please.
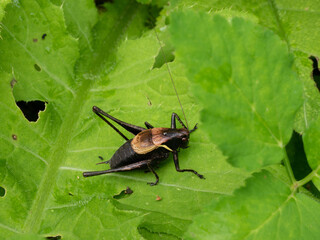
[50, 0, 98, 52]
[170, 11, 303, 171]
[0, 1, 248, 238]
[39, 198, 145, 239]
[167, 0, 320, 133]
[303, 118, 320, 190]
[2, 0, 319, 239]
[185, 170, 320, 240]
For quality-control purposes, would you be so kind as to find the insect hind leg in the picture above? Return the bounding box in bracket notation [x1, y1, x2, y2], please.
[92, 106, 146, 137]
[144, 121, 154, 129]
[83, 160, 152, 177]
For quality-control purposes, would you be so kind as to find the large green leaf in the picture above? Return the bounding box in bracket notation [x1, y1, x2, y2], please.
[166, 0, 320, 133]
[1, 0, 319, 239]
[185, 170, 320, 240]
[0, 0, 248, 238]
[170, 11, 303, 171]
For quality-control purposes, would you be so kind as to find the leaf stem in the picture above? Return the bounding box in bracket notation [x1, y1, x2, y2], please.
[295, 165, 320, 188]
[282, 147, 296, 185]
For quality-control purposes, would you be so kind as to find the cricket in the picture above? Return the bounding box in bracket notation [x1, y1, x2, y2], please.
[83, 31, 205, 186]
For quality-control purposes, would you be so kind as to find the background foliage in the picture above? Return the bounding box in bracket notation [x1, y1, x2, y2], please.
[0, 0, 319, 239]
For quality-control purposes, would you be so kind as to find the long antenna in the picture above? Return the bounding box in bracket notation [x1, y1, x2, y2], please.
[153, 29, 189, 130]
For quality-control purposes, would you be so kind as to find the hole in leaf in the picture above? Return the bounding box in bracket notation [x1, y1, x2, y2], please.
[34, 64, 41, 72]
[113, 187, 133, 199]
[42, 33, 47, 40]
[46, 235, 62, 240]
[309, 55, 320, 91]
[144, 5, 162, 29]
[286, 130, 320, 198]
[0, 186, 5, 197]
[16, 100, 46, 122]
[286, 131, 311, 180]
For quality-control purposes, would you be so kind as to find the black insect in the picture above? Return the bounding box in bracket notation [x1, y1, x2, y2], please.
[83, 106, 204, 185]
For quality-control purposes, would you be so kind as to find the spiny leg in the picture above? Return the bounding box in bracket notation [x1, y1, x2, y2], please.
[147, 163, 159, 186]
[93, 106, 146, 136]
[173, 151, 205, 179]
[171, 113, 187, 129]
[93, 107, 129, 140]
[83, 160, 151, 177]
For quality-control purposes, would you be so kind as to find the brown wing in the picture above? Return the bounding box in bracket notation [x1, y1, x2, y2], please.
[131, 129, 158, 154]
[131, 128, 174, 154]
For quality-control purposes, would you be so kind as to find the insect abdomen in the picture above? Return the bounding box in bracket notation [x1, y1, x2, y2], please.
[109, 139, 171, 169]
[109, 140, 137, 169]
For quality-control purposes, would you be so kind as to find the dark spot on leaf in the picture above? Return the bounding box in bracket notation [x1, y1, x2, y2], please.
[46, 235, 62, 240]
[12, 134, 17, 140]
[113, 187, 133, 199]
[16, 100, 46, 122]
[98, 156, 104, 161]
[309, 56, 320, 91]
[42, 33, 47, 40]
[95, 0, 113, 5]
[10, 78, 17, 88]
[33, 38, 38, 42]
[34, 64, 41, 72]
[68, 192, 74, 196]
[0, 186, 5, 197]
[94, 0, 113, 12]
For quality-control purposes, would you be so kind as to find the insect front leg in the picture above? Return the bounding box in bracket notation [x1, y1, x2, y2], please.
[173, 151, 205, 179]
[171, 113, 187, 129]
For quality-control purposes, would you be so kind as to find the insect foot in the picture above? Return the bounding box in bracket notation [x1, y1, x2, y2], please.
[148, 181, 159, 186]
